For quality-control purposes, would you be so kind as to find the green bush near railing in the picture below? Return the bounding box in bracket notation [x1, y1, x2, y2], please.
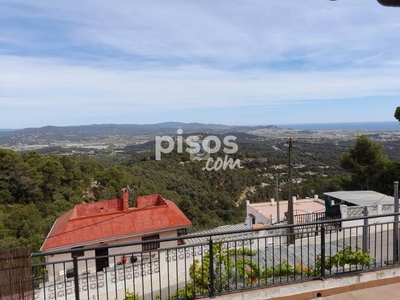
[318, 246, 372, 271]
[171, 244, 373, 299]
[171, 243, 260, 298]
[123, 291, 139, 300]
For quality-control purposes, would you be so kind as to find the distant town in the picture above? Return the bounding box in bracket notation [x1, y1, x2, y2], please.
[1, 122, 400, 156]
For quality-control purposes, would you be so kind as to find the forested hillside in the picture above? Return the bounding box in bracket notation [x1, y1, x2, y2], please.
[0, 149, 260, 251]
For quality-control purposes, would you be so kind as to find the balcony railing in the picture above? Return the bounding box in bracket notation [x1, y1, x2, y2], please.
[3, 212, 397, 300]
[294, 211, 341, 224]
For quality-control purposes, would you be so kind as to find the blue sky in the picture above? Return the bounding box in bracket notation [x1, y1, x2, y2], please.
[0, 0, 400, 128]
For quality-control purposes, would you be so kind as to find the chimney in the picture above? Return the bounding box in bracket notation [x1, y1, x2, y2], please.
[120, 188, 129, 211]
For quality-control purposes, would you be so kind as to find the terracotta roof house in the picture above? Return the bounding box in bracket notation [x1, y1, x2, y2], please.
[41, 189, 191, 279]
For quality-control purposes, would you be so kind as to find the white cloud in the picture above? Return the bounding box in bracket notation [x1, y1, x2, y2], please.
[1, 55, 399, 111]
[1, 0, 399, 66]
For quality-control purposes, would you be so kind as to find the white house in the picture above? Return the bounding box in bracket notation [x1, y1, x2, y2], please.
[245, 196, 326, 227]
[324, 190, 397, 228]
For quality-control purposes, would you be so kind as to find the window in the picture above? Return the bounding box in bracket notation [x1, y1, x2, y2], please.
[71, 246, 84, 258]
[177, 228, 187, 237]
[249, 214, 256, 225]
[177, 228, 187, 246]
[142, 234, 160, 251]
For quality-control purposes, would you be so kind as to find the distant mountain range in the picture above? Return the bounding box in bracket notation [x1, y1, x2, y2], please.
[0, 122, 279, 135]
[0, 122, 280, 146]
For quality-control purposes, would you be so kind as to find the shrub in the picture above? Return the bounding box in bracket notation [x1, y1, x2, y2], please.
[124, 291, 139, 300]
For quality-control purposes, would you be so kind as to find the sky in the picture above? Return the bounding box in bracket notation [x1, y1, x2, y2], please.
[0, 0, 400, 129]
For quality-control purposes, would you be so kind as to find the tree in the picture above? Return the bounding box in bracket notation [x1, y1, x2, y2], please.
[375, 161, 400, 195]
[340, 135, 389, 190]
[377, 0, 400, 7]
[395, 107, 400, 123]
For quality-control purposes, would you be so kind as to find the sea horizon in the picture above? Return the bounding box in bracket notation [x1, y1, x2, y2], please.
[277, 121, 399, 131]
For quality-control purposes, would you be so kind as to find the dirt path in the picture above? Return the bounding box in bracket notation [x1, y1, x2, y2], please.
[236, 186, 256, 206]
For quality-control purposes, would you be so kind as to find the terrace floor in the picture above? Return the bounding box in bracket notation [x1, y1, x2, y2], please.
[313, 281, 400, 300]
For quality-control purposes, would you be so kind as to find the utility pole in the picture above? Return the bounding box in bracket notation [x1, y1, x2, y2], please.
[288, 138, 295, 244]
[394, 181, 399, 263]
[276, 173, 280, 223]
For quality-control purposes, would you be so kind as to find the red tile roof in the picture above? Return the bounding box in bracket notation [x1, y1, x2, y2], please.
[41, 192, 191, 251]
